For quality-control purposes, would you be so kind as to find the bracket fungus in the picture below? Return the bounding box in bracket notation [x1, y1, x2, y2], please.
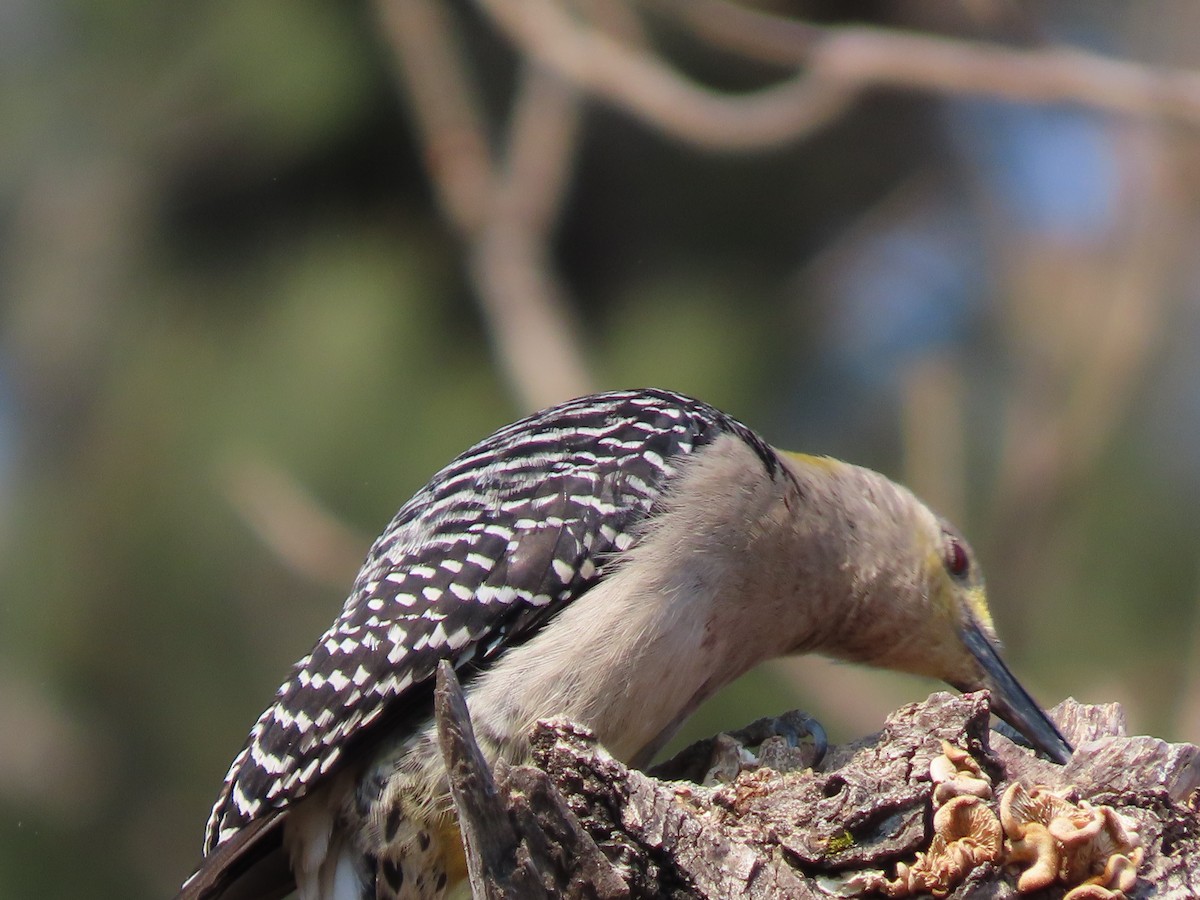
[846, 741, 1145, 898]
[841, 796, 1006, 897]
[930, 739, 994, 806]
[843, 743, 1005, 897]
[1000, 782, 1143, 897]
[902, 795, 1004, 896]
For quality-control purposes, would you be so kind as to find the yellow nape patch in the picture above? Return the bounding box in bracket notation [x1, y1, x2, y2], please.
[780, 452, 842, 473]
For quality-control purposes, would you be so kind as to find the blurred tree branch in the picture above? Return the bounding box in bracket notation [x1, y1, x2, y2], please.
[467, 68, 593, 410]
[217, 454, 369, 592]
[373, 0, 594, 412]
[476, 0, 856, 151]
[373, 0, 1200, 414]
[483, 0, 1200, 136]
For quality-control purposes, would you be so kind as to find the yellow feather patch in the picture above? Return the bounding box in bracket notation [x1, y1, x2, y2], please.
[437, 816, 469, 890]
[780, 451, 842, 473]
[965, 586, 994, 634]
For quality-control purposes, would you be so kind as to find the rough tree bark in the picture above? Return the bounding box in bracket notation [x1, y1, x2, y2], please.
[434, 663, 1200, 899]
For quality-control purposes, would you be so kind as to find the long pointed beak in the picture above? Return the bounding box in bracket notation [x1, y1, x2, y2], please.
[959, 617, 1072, 764]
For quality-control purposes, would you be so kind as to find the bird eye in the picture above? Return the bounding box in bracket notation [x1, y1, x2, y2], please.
[944, 538, 970, 579]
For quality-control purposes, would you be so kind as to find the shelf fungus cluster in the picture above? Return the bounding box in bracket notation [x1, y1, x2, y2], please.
[1001, 781, 1143, 899]
[845, 742, 1143, 898]
[843, 741, 1001, 897]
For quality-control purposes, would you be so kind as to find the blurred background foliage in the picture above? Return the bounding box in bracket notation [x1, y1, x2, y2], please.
[3, 1, 1200, 896]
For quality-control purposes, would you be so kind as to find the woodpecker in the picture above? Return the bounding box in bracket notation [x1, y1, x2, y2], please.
[178, 388, 1070, 900]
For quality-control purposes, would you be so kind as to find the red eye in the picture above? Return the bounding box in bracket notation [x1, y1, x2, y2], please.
[945, 539, 970, 579]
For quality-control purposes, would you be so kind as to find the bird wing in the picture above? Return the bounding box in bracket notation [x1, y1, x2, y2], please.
[201, 388, 777, 854]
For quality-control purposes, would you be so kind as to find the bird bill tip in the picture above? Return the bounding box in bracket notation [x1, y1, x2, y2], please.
[960, 618, 1072, 765]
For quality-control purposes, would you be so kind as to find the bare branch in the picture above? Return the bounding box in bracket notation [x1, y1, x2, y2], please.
[661, 0, 1200, 121]
[373, 0, 494, 235]
[373, 0, 595, 411]
[476, 0, 1200, 156]
[807, 26, 1200, 122]
[470, 67, 595, 410]
[473, 0, 857, 151]
[216, 454, 367, 591]
[643, 0, 825, 67]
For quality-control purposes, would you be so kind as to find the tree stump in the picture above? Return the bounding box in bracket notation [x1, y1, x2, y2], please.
[434, 663, 1200, 899]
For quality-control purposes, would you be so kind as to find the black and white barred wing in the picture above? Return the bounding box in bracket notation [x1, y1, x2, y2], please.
[203, 389, 774, 852]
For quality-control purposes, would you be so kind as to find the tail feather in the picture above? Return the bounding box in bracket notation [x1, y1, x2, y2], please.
[175, 811, 293, 900]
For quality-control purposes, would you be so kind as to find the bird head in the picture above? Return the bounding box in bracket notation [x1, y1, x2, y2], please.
[779, 454, 1071, 764]
[911, 517, 1072, 765]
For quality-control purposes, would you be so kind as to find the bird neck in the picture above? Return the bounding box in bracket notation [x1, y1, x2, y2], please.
[772, 454, 940, 669]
